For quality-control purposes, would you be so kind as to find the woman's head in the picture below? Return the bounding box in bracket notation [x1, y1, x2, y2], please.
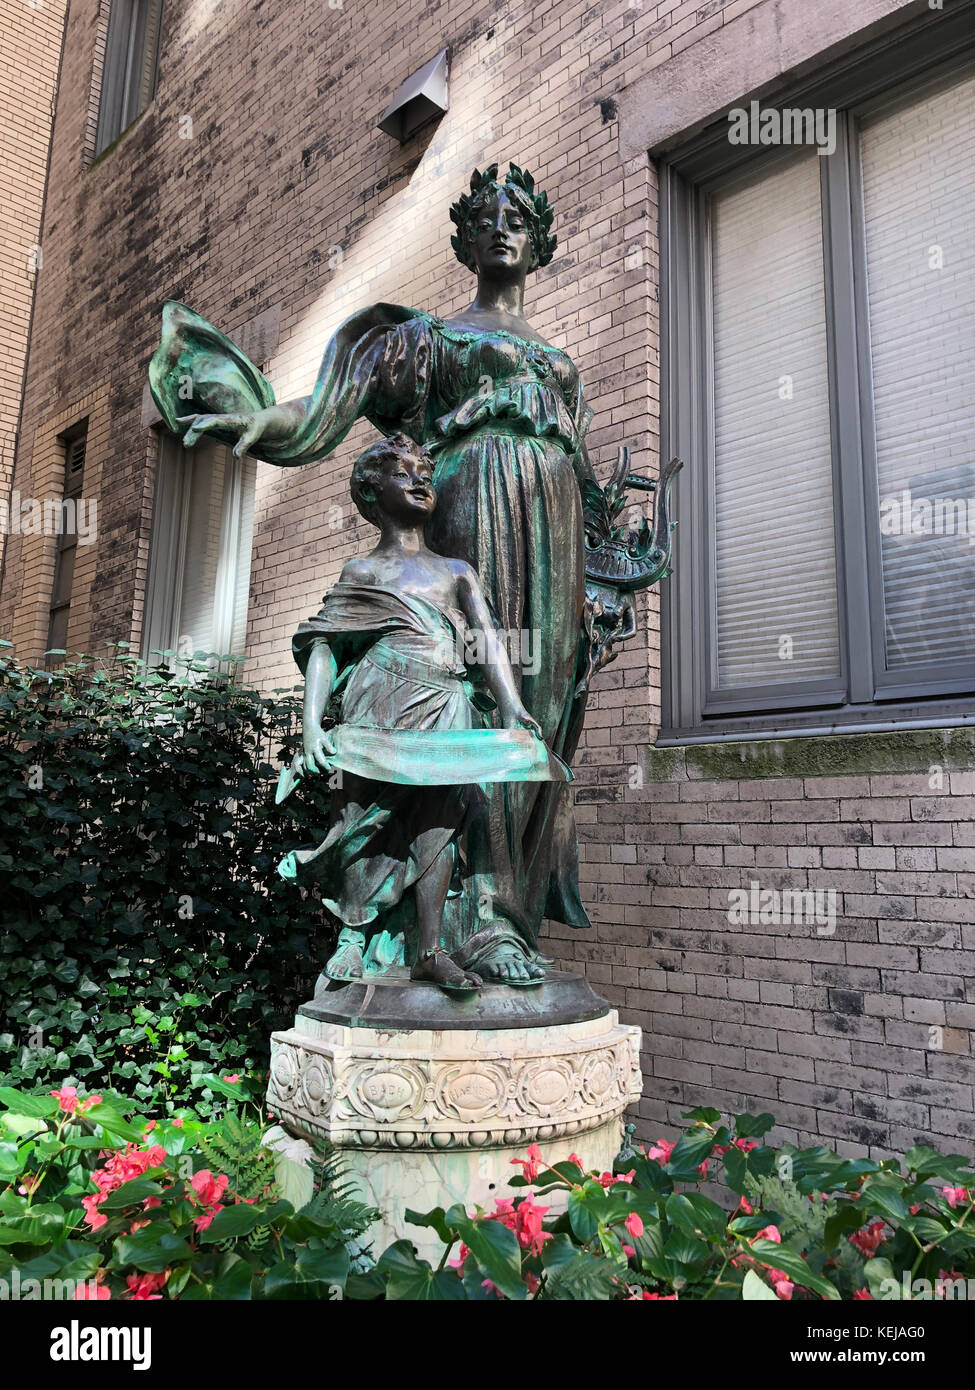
[450, 163, 556, 278]
[350, 433, 435, 527]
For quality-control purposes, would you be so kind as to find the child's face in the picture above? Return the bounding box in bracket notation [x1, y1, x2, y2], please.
[375, 447, 436, 522]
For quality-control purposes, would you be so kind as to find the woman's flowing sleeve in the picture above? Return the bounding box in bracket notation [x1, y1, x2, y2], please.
[255, 307, 435, 466]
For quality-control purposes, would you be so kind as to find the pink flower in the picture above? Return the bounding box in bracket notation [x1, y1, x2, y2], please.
[189, 1170, 229, 1206]
[696, 1160, 709, 1179]
[848, 1220, 885, 1257]
[645, 1138, 675, 1164]
[222, 1074, 241, 1084]
[172, 1118, 184, 1128]
[624, 1213, 644, 1239]
[74, 1281, 110, 1300]
[510, 1143, 544, 1183]
[771, 1275, 794, 1300]
[496, 1200, 551, 1257]
[50, 1086, 79, 1113]
[755, 1225, 781, 1244]
[735, 1138, 758, 1153]
[635, 1291, 677, 1300]
[623, 1244, 636, 1259]
[525, 1273, 540, 1296]
[567, 1153, 583, 1169]
[737, 1197, 754, 1215]
[448, 1240, 470, 1276]
[942, 1186, 972, 1210]
[144, 1120, 156, 1133]
[597, 1169, 635, 1189]
[50, 1086, 101, 1116]
[853, 1288, 874, 1300]
[125, 1270, 168, 1301]
[193, 1204, 224, 1233]
[81, 1192, 109, 1231]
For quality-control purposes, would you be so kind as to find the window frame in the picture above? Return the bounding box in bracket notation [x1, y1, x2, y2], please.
[142, 432, 255, 667]
[659, 7, 975, 744]
[94, 0, 163, 157]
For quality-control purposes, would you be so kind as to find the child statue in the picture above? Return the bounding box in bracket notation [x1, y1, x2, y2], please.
[276, 432, 570, 994]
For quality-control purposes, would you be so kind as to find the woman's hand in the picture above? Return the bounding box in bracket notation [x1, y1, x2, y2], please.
[175, 406, 278, 459]
[500, 700, 542, 739]
[303, 724, 337, 776]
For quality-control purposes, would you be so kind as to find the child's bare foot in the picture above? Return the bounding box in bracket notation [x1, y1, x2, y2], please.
[411, 950, 482, 993]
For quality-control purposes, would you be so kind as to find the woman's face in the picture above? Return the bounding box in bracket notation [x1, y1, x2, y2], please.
[469, 189, 533, 279]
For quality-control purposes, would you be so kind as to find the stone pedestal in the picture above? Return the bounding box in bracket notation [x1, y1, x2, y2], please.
[266, 976, 642, 1263]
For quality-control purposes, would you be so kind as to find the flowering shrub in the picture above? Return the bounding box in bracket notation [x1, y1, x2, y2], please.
[0, 1079, 377, 1300]
[383, 1107, 975, 1301]
[3, 1085, 974, 1301]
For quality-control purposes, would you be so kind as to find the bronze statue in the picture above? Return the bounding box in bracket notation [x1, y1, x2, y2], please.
[276, 431, 570, 994]
[149, 162, 679, 992]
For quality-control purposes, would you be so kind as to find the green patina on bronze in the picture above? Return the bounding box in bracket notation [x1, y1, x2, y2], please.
[149, 162, 679, 997]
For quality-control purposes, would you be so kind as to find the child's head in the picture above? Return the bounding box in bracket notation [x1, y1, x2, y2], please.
[350, 432, 436, 527]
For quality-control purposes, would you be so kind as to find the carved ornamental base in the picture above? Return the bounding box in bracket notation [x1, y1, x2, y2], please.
[267, 1007, 643, 1262]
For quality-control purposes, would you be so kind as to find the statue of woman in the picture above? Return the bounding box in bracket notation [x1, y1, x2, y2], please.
[150, 163, 605, 986]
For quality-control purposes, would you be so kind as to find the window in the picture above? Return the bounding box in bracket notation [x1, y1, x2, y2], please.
[94, 0, 163, 155]
[46, 422, 88, 664]
[660, 26, 975, 741]
[143, 435, 256, 668]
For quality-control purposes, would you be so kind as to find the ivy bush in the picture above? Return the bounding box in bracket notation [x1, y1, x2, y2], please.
[2, 1086, 973, 1301]
[0, 645, 334, 1116]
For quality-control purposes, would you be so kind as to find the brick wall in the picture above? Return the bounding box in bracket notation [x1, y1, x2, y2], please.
[0, 0, 66, 574]
[3, 0, 971, 1159]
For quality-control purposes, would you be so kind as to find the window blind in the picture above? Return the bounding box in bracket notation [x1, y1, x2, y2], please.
[710, 152, 841, 690]
[860, 71, 975, 672]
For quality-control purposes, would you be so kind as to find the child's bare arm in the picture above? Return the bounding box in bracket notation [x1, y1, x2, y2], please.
[454, 563, 541, 736]
[303, 640, 338, 774]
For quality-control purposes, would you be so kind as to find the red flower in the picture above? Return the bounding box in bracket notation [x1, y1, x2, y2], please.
[754, 1225, 781, 1244]
[853, 1288, 874, 1300]
[942, 1186, 972, 1210]
[737, 1197, 754, 1215]
[81, 1192, 109, 1232]
[189, 1170, 229, 1207]
[193, 1205, 224, 1233]
[848, 1220, 885, 1257]
[125, 1270, 168, 1301]
[624, 1213, 644, 1239]
[634, 1291, 677, 1300]
[510, 1143, 544, 1183]
[516, 1203, 551, 1256]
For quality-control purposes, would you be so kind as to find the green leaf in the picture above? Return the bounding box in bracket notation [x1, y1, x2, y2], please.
[666, 1192, 727, 1240]
[666, 1127, 718, 1180]
[824, 1204, 868, 1252]
[99, 1179, 165, 1210]
[452, 1213, 526, 1301]
[864, 1257, 901, 1300]
[212, 1253, 254, 1300]
[749, 1240, 839, 1300]
[404, 1205, 454, 1246]
[742, 1267, 779, 1300]
[377, 1240, 467, 1301]
[0, 1089, 58, 1118]
[112, 1229, 193, 1272]
[735, 1112, 775, 1139]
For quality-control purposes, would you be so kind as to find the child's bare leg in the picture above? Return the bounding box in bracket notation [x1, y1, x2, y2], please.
[412, 843, 482, 990]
